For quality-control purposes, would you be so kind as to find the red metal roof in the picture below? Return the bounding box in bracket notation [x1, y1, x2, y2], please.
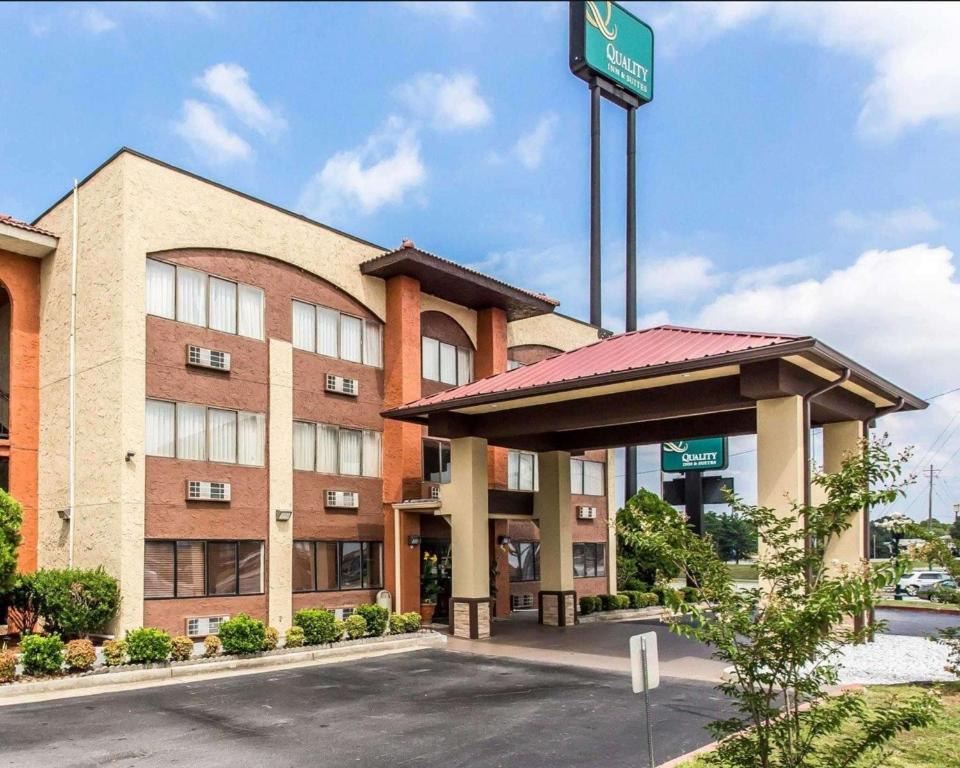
[0, 213, 55, 238]
[394, 325, 804, 411]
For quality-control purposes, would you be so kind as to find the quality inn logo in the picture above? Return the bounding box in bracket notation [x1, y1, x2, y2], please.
[585, 1, 618, 41]
[662, 441, 688, 454]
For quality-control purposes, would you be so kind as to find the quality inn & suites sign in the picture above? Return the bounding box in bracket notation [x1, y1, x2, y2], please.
[661, 437, 728, 473]
[569, 0, 654, 104]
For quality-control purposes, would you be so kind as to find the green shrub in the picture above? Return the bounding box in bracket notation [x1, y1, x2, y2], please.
[579, 595, 599, 615]
[20, 633, 64, 676]
[294, 609, 342, 645]
[681, 586, 701, 603]
[9, 571, 41, 634]
[343, 614, 367, 640]
[622, 577, 651, 592]
[125, 628, 171, 664]
[0, 648, 17, 683]
[620, 590, 641, 608]
[0, 489, 23, 597]
[102, 638, 126, 666]
[262, 626, 280, 651]
[203, 635, 221, 657]
[402, 612, 421, 632]
[353, 604, 389, 637]
[390, 612, 421, 633]
[283, 626, 305, 648]
[218, 613, 266, 656]
[614, 594, 631, 609]
[29, 567, 121, 638]
[170, 635, 194, 662]
[597, 594, 616, 611]
[640, 592, 659, 607]
[63, 638, 96, 672]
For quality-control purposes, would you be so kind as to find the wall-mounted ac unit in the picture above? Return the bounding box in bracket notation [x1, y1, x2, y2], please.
[187, 345, 231, 371]
[511, 594, 535, 610]
[187, 480, 231, 502]
[186, 615, 229, 637]
[576, 505, 598, 520]
[325, 490, 359, 509]
[325, 373, 358, 396]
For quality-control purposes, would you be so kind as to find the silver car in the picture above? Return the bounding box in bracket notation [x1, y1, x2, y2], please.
[898, 570, 950, 596]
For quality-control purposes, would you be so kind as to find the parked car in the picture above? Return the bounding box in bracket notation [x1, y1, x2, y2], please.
[925, 579, 958, 603]
[898, 570, 950, 596]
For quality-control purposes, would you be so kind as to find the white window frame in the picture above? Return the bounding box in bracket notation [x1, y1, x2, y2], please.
[421, 335, 473, 385]
[290, 298, 382, 368]
[571, 458, 605, 496]
[145, 398, 265, 466]
[294, 420, 382, 477]
[507, 450, 539, 492]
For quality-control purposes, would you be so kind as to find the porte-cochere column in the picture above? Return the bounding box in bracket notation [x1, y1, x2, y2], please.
[536, 450, 575, 626]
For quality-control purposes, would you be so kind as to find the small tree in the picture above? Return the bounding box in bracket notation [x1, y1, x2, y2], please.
[0, 489, 23, 596]
[618, 437, 940, 768]
[617, 489, 682, 585]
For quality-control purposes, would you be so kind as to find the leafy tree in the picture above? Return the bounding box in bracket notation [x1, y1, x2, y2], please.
[617, 489, 681, 585]
[949, 517, 960, 546]
[705, 511, 757, 563]
[0, 488, 23, 596]
[618, 437, 940, 768]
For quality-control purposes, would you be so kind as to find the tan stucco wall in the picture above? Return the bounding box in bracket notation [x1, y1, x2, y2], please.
[420, 292, 477, 349]
[823, 420, 866, 567]
[268, 339, 294, 630]
[606, 449, 618, 593]
[507, 312, 600, 352]
[448, 436, 490, 599]
[535, 450, 574, 592]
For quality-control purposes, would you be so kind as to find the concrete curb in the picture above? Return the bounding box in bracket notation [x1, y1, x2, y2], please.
[0, 631, 445, 705]
[878, 602, 960, 615]
[577, 607, 667, 624]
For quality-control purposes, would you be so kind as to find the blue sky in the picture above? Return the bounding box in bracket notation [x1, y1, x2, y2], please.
[2, 1, 959, 520]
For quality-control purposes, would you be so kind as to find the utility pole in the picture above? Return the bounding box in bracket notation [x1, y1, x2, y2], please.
[924, 464, 940, 568]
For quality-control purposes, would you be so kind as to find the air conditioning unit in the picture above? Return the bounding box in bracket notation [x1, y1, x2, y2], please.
[577, 505, 598, 520]
[186, 615, 229, 637]
[429, 485, 441, 500]
[186, 480, 231, 502]
[333, 608, 355, 620]
[187, 344, 231, 371]
[325, 490, 359, 509]
[325, 373, 358, 396]
[511, 594, 535, 611]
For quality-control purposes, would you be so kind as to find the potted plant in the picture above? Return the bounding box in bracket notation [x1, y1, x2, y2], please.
[420, 551, 440, 624]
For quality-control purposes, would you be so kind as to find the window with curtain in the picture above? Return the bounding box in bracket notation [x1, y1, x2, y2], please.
[177, 403, 206, 461]
[176, 266, 207, 327]
[317, 425, 339, 473]
[339, 428, 362, 476]
[508, 451, 538, 491]
[456, 348, 471, 386]
[317, 306, 339, 357]
[422, 438, 451, 483]
[144, 541, 175, 598]
[292, 300, 316, 351]
[362, 430, 381, 478]
[146, 259, 175, 319]
[508, 541, 540, 582]
[293, 421, 316, 471]
[573, 543, 606, 578]
[363, 321, 382, 367]
[237, 284, 264, 340]
[421, 337, 440, 380]
[208, 277, 237, 334]
[145, 399, 175, 457]
[237, 542, 263, 594]
[571, 459, 604, 496]
[439, 342, 457, 385]
[293, 541, 384, 591]
[339, 314, 363, 363]
[421, 335, 472, 385]
[208, 408, 237, 464]
[144, 540, 263, 599]
[237, 412, 264, 466]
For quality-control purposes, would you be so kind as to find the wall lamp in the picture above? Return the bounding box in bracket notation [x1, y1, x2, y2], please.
[57, 508, 72, 521]
[497, 535, 512, 547]
[407, 535, 422, 548]
[125, 451, 136, 463]
[275, 509, 293, 522]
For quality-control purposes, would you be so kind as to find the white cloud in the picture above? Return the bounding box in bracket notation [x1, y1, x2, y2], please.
[395, 72, 491, 131]
[80, 7, 117, 33]
[173, 100, 252, 164]
[834, 205, 940, 237]
[514, 114, 558, 169]
[732, 257, 815, 291]
[298, 117, 426, 221]
[640, 254, 717, 300]
[196, 63, 286, 138]
[653, 2, 960, 139]
[399, 1, 477, 23]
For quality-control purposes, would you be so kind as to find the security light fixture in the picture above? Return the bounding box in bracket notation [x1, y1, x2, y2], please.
[57, 508, 72, 521]
[125, 451, 136, 462]
[407, 535, 422, 547]
[275, 509, 293, 522]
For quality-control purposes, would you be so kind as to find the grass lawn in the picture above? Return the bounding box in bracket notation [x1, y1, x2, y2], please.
[877, 599, 960, 612]
[726, 563, 758, 581]
[683, 683, 960, 767]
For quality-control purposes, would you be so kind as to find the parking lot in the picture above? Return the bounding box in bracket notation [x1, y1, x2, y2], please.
[0, 649, 728, 768]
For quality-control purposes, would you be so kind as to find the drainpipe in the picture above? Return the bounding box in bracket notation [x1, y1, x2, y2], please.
[802, 368, 851, 586]
[68, 180, 79, 568]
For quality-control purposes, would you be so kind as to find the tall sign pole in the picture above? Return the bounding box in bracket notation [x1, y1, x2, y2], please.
[570, 0, 653, 503]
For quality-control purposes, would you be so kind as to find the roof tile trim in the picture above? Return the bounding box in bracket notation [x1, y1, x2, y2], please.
[0, 214, 56, 238]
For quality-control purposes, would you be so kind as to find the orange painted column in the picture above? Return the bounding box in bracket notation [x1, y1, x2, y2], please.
[382, 275, 423, 614]
[476, 306, 510, 617]
[0, 251, 41, 573]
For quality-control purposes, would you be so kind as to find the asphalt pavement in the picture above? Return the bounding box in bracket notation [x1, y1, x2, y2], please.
[0, 649, 729, 768]
[876, 606, 959, 637]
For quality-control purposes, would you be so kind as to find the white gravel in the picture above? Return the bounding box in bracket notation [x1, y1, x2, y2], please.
[833, 634, 955, 685]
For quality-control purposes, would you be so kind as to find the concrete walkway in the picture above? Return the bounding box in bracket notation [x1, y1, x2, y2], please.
[446, 611, 728, 682]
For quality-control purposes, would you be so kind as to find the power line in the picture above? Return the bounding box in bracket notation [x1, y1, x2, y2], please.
[926, 384, 960, 401]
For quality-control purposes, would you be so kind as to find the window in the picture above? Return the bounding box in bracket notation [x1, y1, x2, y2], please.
[289, 299, 382, 367]
[146, 258, 263, 340]
[571, 459, 604, 496]
[508, 451, 538, 492]
[506, 359, 523, 371]
[421, 336, 472, 385]
[508, 541, 540, 582]
[144, 540, 263, 598]
[292, 541, 384, 592]
[573, 542, 606, 578]
[145, 399, 265, 466]
[293, 421, 382, 477]
[422, 438, 451, 483]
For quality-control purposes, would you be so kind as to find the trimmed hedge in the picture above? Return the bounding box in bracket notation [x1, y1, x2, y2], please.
[64, 638, 96, 672]
[353, 604, 389, 637]
[343, 614, 367, 640]
[170, 635, 194, 662]
[579, 595, 600, 615]
[102, 638, 126, 666]
[0, 648, 16, 683]
[203, 635, 222, 657]
[622, 577, 652, 592]
[20, 633, 64, 676]
[126, 628, 171, 664]
[218, 613, 266, 656]
[284, 626, 305, 648]
[262, 626, 280, 651]
[294, 609, 342, 645]
[20, 567, 120, 638]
